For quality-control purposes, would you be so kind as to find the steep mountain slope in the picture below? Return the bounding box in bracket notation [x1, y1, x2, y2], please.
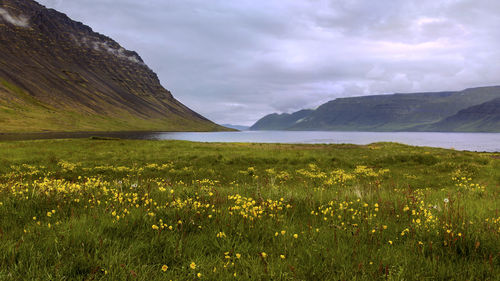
[423, 98, 500, 132]
[250, 86, 500, 132]
[0, 0, 226, 132]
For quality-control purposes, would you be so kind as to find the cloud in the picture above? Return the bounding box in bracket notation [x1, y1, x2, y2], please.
[0, 8, 29, 27]
[70, 34, 144, 64]
[36, 0, 500, 125]
[91, 41, 143, 64]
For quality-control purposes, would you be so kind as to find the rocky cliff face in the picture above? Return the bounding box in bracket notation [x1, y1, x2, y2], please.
[0, 0, 225, 132]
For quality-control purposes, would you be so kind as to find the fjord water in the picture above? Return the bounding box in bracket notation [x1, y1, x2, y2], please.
[141, 131, 500, 152]
[1, 131, 499, 152]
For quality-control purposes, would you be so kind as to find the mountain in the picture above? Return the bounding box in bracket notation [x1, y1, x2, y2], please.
[0, 0, 226, 132]
[221, 124, 250, 131]
[423, 98, 500, 132]
[250, 86, 500, 132]
[251, 109, 314, 130]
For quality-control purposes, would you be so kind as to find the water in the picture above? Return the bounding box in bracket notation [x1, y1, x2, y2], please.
[142, 131, 500, 152]
[1, 131, 499, 152]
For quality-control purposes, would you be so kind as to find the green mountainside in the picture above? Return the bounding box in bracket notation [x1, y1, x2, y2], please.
[250, 109, 313, 130]
[0, 0, 226, 132]
[422, 98, 500, 132]
[250, 86, 500, 132]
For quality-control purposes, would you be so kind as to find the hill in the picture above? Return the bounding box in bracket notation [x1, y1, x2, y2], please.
[250, 86, 500, 132]
[0, 0, 226, 132]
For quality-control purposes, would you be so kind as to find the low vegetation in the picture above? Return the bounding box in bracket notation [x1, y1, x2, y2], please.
[0, 139, 498, 280]
[0, 78, 224, 132]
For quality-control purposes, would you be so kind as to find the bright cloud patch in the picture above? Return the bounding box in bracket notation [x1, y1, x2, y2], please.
[0, 8, 29, 27]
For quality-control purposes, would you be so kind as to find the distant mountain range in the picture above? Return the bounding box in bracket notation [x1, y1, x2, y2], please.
[251, 86, 500, 132]
[221, 124, 250, 131]
[0, 0, 226, 132]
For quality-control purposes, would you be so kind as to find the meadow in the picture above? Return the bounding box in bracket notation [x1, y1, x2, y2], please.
[0, 139, 498, 280]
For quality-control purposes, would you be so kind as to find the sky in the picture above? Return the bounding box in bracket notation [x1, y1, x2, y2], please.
[37, 0, 500, 126]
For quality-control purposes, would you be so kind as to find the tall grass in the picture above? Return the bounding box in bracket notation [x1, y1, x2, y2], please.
[0, 139, 498, 280]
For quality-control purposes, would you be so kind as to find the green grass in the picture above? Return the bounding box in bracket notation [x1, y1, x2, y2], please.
[0, 100, 225, 132]
[0, 79, 226, 133]
[0, 139, 498, 280]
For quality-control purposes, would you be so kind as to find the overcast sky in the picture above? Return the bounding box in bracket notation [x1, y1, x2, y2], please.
[37, 0, 500, 126]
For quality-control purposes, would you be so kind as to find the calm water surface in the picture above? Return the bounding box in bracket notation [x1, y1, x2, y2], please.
[142, 131, 500, 152]
[1, 131, 499, 152]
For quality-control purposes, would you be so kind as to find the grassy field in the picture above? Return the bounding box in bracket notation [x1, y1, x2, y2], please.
[0, 139, 498, 280]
